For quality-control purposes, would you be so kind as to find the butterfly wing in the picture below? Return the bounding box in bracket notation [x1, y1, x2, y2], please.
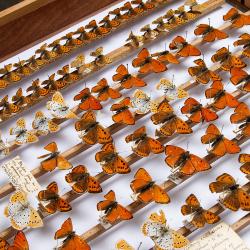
[8, 231, 29, 250]
[165, 145, 185, 169]
[57, 155, 72, 170]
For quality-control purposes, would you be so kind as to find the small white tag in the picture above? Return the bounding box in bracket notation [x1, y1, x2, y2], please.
[1, 156, 41, 194]
[99, 214, 112, 229]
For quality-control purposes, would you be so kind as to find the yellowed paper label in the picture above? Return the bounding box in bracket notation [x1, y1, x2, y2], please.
[186, 222, 249, 250]
[1, 156, 41, 193]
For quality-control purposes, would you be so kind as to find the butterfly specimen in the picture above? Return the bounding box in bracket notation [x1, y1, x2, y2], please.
[55, 218, 90, 250]
[48, 39, 71, 55]
[35, 43, 58, 61]
[125, 126, 164, 157]
[230, 102, 250, 137]
[12, 88, 29, 106]
[97, 190, 133, 223]
[0, 64, 21, 83]
[95, 142, 130, 174]
[239, 154, 250, 175]
[57, 65, 80, 83]
[201, 124, 241, 156]
[142, 210, 189, 250]
[85, 20, 110, 36]
[10, 118, 38, 145]
[75, 110, 112, 145]
[61, 32, 83, 47]
[140, 25, 158, 40]
[70, 54, 92, 75]
[188, 59, 221, 84]
[112, 64, 146, 89]
[156, 78, 188, 100]
[169, 36, 201, 57]
[26, 55, 45, 71]
[175, 5, 200, 21]
[132, 48, 167, 73]
[109, 8, 127, 21]
[131, 89, 158, 114]
[38, 142, 72, 171]
[26, 79, 49, 100]
[14, 60, 33, 76]
[90, 47, 112, 67]
[211, 47, 246, 71]
[38, 181, 72, 214]
[151, 99, 192, 137]
[234, 33, 250, 58]
[152, 17, 170, 32]
[130, 168, 170, 203]
[0, 95, 19, 118]
[181, 194, 220, 228]
[209, 173, 250, 211]
[65, 165, 102, 193]
[163, 9, 185, 30]
[74, 26, 97, 42]
[194, 23, 228, 42]
[132, 0, 155, 13]
[165, 145, 211, 175]
[223, 8, 250, 28]
[4, 191, 43, 230]
[47, 92, 78, 119]
[125, 31, 143, 47]
[74, 88, 102, 110]
[91, 78, 121, 101]
[99, 15, 120, 29]
[116, 239, 134, 250]
[121, 2, 137, 18]
[42, 73, 60, 91]
[0, 131, 9, 158]
[110, 97, 135, 125]
[0, 231, 29, 250]
[230, 67, 250, 92]
[205, 80, 239, 110]
[181, 97, 218, 123]
[151, 50, 180, 64]
[32, 111, 60, 136]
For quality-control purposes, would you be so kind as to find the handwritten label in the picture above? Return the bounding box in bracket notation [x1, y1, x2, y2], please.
[1, 156, 41, 193]
[186, 222, 249, 250]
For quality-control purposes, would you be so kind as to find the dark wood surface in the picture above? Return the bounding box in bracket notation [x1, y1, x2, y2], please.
[0, 0, 121, 62]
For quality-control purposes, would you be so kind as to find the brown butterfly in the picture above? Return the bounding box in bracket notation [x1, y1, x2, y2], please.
[230, 102, 250, 137]
[234, 33, 250, 58]
[99, 15, 120, 29]
[125, 126, 164, 157]
[12, 88, 29, 106]
[90, 47, 112, 67]
[48, 39, 71, 55]
[95, 142, 130, 174]
[26, 79, 49, 100]
[65, 165, 102, 193]
[140, 25, 159, 40]
[152, 17, 169, 32]
[120, 2, 137, 18]
[112, 64, 146, 89]
[55, 218, 90, 250]
[13, 60, 33, 76]
[209, 173, 250, 211]
[205, 80, 239, 110]
[211, 47, 246, 71]
[35, 43, 58, 60]
[38, 142, 72, 172]
[26, 55, 45, 71]
[41, 73, 61, 91]
[0, 95, 19, 117]
[169, 36, 201, 57]
[75, 110, 112, 145]
[230, 67, 250, 92]
[188, 59, 221, 84]
[131, 0, 155, 13]
[125, 31, 143, 47]
[201, 124, 241, 156]
[97, 190, 133, 223]
[57, 65, 80, 84]
[38, 181, 72, 214]
[130, 168, 170, 204]
[109, 8, 128, 21]
[110, 97, 135, 125]
[175, 5, 201, 21]
[223, 8, 250, 28]
[91, 78, 121, 101]
[151, 98, 193, 137]
[0, 231, 29, 250]
[239, 154, 250, 175]
[61, 32, 83, 47]
[163, 9, 185, 29]
[181, 194, 220, 228]
[194, 24, 228, 42]
[74, 26, 97, 41]
[181, 97, 218, 123]
[0, 64, 21, 84]
[85, 20, 110, 36]
[151, 50, 180, 64]
[165, 145, 211, 175]
[132, 48, 167, 73]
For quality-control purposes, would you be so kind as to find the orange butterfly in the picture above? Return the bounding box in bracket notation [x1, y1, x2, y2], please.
[61, 32, 83, 47]
[125, 126, 164, 157]
[110, 97, 135, 125]
[55, 218, 90, 250]
[131, 0, 155, 13]
[239, 153, 250, 175]
[230, 102, 250, 137]
[35, 43, 58, 61]
[230, 67, 250, 92]
[130, 168, 170, 204]
[26, 55, 45, 71]
[120, 2, 137, 18]
[188, 59, 221, 84]
[0, 64, 21, 83]
[14, 60, 33, 76]
[194, 24, 228, 42]
[201, 123, 241, 156]
[90, 47, 112, 67]
[181, 97, 218, 123]
[75, 110, 112, 145]
[151, 99, 193, 137]
[95, 142, 130, 174]
[132, 48, 167, 73]
[12, 88, 29, 106]
[209, 173, 250, 211]
[26, 79, 49, 100]
[91, 78, 121, 101]
[151, 50, 180, 64]
[109, 8, 128, 21]
[48, 39, 71, 55]
[0, 95, 19, 117]
[165, 145, 211, 175]
[0, 231, 29, 250]
[97, 190, 133, 223]
[41, 73, 60, 91]
[85, 20, 110, 36]
[99, 15, 120, 29]
[169, 36, 201, 57]
[112, 64, 146, 89]
[211, 47, 246, 71]
[57, 65, 80, 83]
[74, 26, 97, 41]
[38, 142, 72, 172]
[181, 194, 220, 228]
[65, 165, 102, 193]
[205, 80, 239, 110]
[38, 181, 72, 214]
[233, 33, 250, 58]
[74, 88, 102, 110]
[223, 8, 250, 28]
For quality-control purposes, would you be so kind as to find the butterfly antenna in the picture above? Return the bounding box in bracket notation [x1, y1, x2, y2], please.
[208, 18, 211, 26]
[186, 141, 189, 150]
[126, 63, 129, 71]
[172, 74, 175, 83]
[221, 125, 224, 134]
[185, 31, 188, 40]
[164, 43, 167, 51]
[137, 242, 142, 250]
[202, 52, 205, 61]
